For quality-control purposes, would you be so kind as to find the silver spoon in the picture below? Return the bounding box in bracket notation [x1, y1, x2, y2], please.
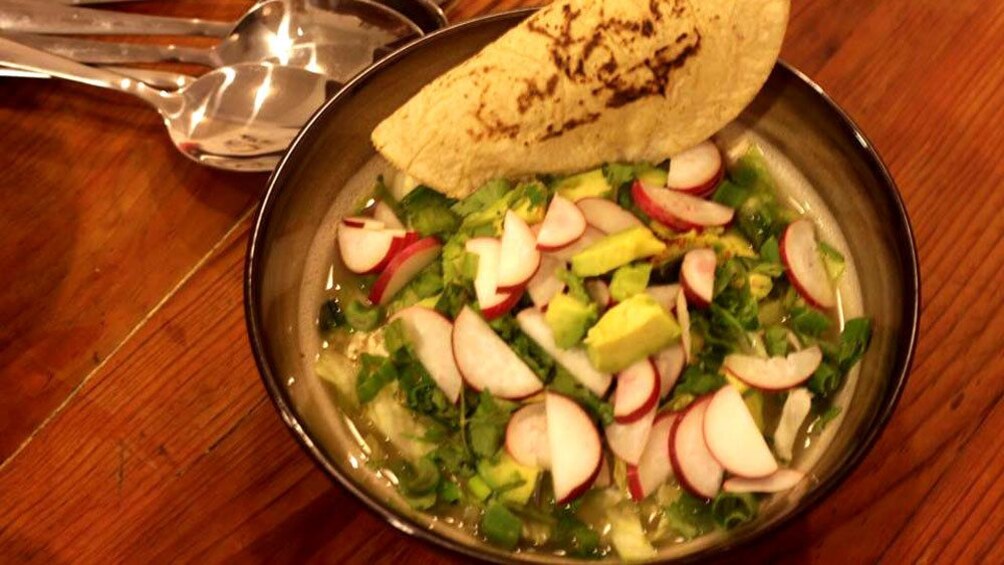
[1, 64, 194, 90]
[0, 36, 336, 172]
[0, 0, 420, 83]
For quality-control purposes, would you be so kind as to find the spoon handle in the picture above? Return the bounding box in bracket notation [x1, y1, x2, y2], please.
[0, 36, 176, 111]
[6, 33, 217, 67]
[2, 64, 192, 89]
[0, 1, 232, 38]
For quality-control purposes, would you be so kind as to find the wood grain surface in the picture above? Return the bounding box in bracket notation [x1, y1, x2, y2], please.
[0, 0, 1001, 563]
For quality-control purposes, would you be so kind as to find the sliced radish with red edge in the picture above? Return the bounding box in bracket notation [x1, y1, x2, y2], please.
[536, 195, 587, 250]
[368, 237, 440, 304]
[613, 359, 660, 424]
[681, 248, 716, 308]
[576, 197, 643, 234]
[550, 226, 605, 262]
[723, 346, 822, 391]
[526, 254, 566, 308]
[627, 412, 676, 501]
[498, 211, 541, 290]
[631, 180, 734, 231]
[452, 306, 543, 399]
[342, 216, 385, 230]
[390, 306, 463, 403]
[653, 343, 685, 399]
[646, 284, 679, 313]
[666, 140, 724, 197]
[605, 405, 656, 466]
[546, 392, 603, 504]
[669, 397, 722, 498]
[505, 403, 551, 469]
[781, 219, 836, 309]
[703, 385, 778, 478]
[337, 224, 397, 274]
[465, 237, 521, 320]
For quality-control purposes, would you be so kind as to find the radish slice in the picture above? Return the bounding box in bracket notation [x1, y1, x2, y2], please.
[627, 412, 676, 501]
[342, 216, 386, 230]
[368, 237, 441, 304]
[723, 346, 823, 391]
[614, 359, 660, 424]
[774, 388, 813, 461]
[676, 290, 692, 364]
[653, 343, 685, 399]
[373, 201, 404, 229]
[465, 237, 520, 320]
[585, 279, 612, 309]
[670, 397, 722, 498]
[703, 385, 778, 478]
[666, 140, 724, 197]
[527, 254, 566, 307]
[547, 393, 603, 504]
[724, 469, 805, 493]
[337, 224, 398, 274]
[681, 248, 716, 308]
[781, 219, 836, 309]
[550, 226, 605, 262]
[646, 284, 679, 313]
[631, 180, 734, 231]
[610, 361, 658, 421]
[390, 306, 463, 403]
[452, 306, 543, 399]
[506, 403, 551, 469]
[576, 198, 643, 234]
[605, 405, 656, 466]
[537, 195, 587, 250]
[498, 210, 542, 290]
[515, 308, 612, 396]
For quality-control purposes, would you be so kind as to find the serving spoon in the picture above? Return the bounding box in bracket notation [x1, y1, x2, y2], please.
[0, 0, 420, 81]
[1, 64, 194, 90]
[0, 36, 337, 172]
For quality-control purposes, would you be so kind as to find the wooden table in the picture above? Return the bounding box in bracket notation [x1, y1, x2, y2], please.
[1, 0, 1001, 562]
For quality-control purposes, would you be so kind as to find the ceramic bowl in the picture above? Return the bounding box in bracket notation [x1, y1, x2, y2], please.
[245, 9, 919, 563]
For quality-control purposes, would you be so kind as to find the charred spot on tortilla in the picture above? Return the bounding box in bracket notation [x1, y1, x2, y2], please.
[371, 0, 791, 196]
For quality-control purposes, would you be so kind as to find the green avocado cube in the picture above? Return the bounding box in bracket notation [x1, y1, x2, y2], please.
[585, 294, 681, 373]
[545, 293, 598, 348]
[554, 169, 612, 201]
[609, 263, 653, 303]
[571, 227, 666, 277]
[477, 452, 540, 505]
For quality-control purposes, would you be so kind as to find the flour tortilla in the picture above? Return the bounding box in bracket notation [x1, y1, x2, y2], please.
[372, 0, 790, 197]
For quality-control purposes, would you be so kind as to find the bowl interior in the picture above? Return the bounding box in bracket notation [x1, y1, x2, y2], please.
[246, 10, 918, 563]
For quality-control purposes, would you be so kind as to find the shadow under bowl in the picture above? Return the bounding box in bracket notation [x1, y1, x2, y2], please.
[245, 9, 919, 563]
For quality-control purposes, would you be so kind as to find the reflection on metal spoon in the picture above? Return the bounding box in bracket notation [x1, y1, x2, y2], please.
[0, 36, 339, 172]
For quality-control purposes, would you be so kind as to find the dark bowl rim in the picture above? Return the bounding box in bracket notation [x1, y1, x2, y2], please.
[244, 8, 920, 563]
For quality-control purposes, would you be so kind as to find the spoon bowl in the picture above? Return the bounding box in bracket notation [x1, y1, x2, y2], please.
[0, 35, 338, 171]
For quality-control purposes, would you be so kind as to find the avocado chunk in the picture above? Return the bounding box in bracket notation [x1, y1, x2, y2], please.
[554, 169, 612, 201]
[477, 452, 540, 505]
[585, 294, 681, 373]
[571, 227, 666, 277]
[635, 164, 668, 188]
[609, 262, 652, 303]
[545, 293, 598, 348]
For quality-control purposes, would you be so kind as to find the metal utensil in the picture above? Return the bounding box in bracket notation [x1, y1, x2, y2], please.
[0, 0, 233, 36]
[0, 36, 337, 171]
[1, 64, 193, 90]
[0, 1, 421, 83]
